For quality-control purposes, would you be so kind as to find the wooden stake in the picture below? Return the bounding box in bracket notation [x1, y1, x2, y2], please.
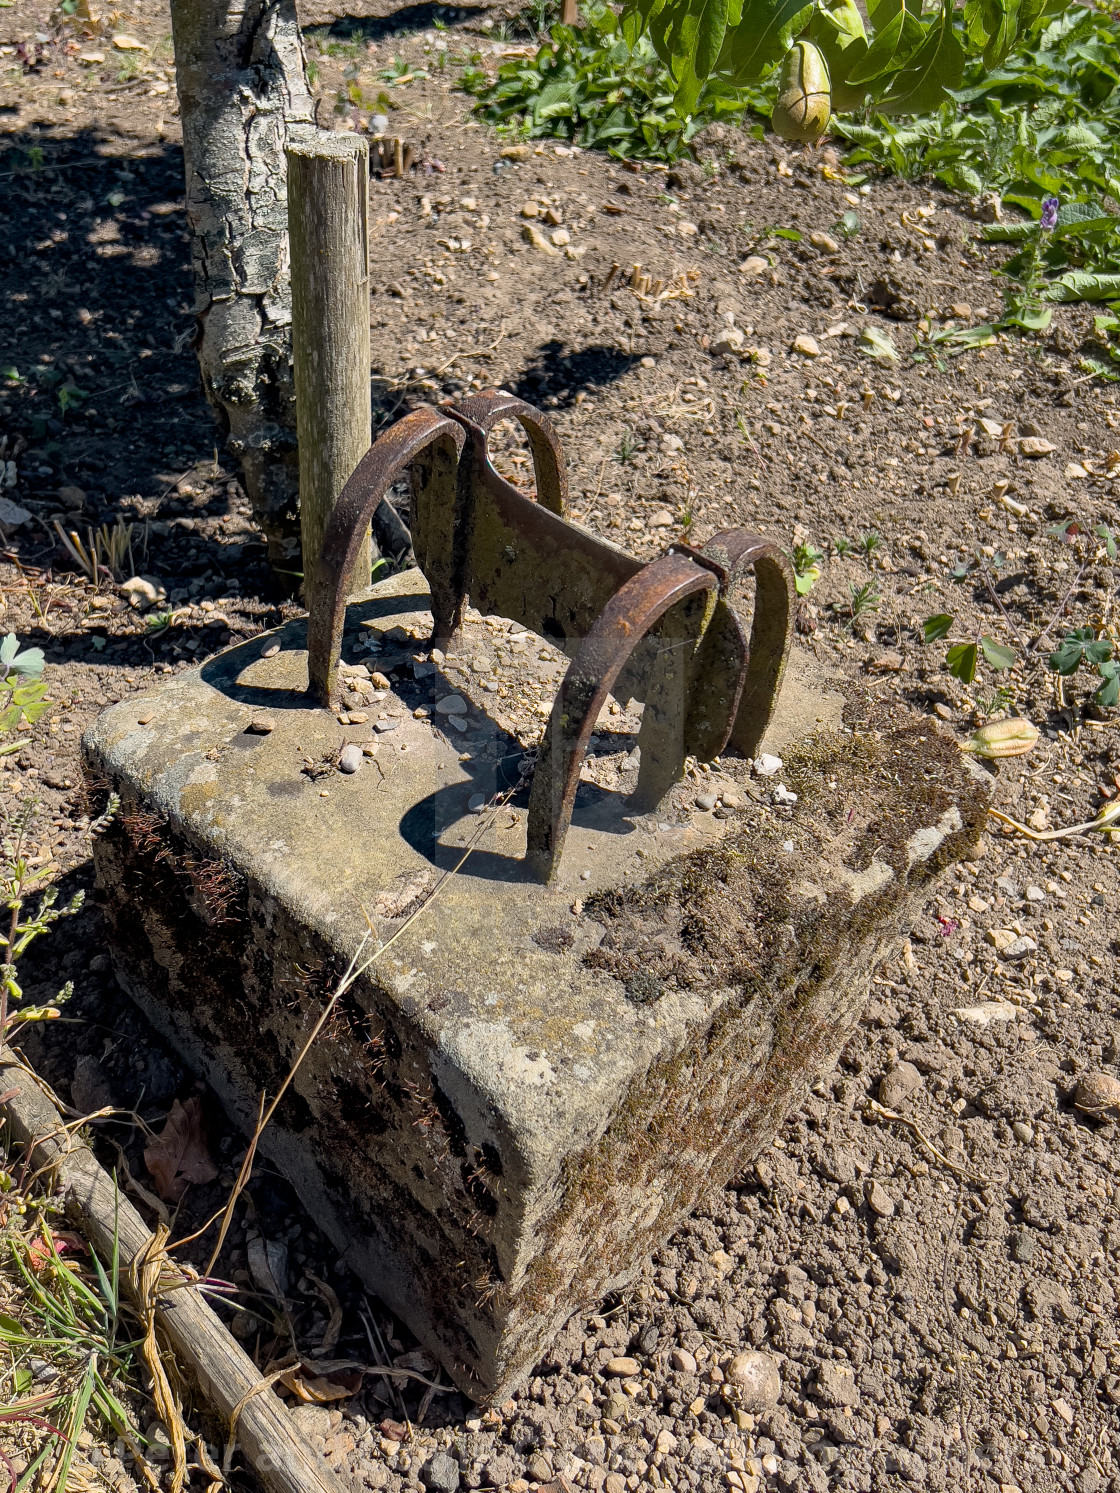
[287, 130, 372, 608]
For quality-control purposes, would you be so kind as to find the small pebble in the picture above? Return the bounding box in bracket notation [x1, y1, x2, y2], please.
[375, 718, 401, 733]
[1012, 1120, 1034, 1143]
[1025, 884, 1046, 901]
[1074, 1071, 1120, 1120]
[878, 1061, 923, 1109]
[371, 671, 391, 689]
[1010, 1228, 1037, 1262]
[866, 1180, 895, 1218]
[605, 1356, 641, 1377]
[339, 744, 363, 775]
[792, 333, 821, 357]
[720, 789, 742, 808]
[467, 793, 486, 813]
[725, 1351, 781, 1412]
[580, 869, 591, 881]
[1001, 935, 1037, 961]
[262, 643, 280, 658]
[247, 715, 276, 734]
[435, 694, 468, 715]
[753, 753, 783, 777]
[670, 1348, 697, 1374]
[695, 792, 718, 811]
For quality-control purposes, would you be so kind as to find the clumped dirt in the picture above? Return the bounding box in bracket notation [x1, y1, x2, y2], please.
[3, 4, 1120, 1493]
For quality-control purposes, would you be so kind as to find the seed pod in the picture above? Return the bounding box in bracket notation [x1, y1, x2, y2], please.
[961, 718, 1040, 758]
[771, 42, 832, 143]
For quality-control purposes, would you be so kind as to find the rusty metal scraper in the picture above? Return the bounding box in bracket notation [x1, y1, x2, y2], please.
[306, 391, 794, 882]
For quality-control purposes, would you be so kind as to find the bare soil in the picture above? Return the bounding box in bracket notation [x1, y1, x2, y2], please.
[2, 6, 1120, 1493]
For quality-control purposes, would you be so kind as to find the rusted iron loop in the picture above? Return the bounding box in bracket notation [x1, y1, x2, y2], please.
[445, 390, 568, 516]
[699, 530, 795, 759]
[525, 552, 718, 884]
[307, 406, 465, 708]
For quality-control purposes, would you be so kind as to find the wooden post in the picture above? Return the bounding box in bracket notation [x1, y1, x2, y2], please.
[287, 130, 371, 609]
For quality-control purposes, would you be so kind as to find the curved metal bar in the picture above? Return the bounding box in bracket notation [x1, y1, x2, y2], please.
[449, 390, 568, 515]
[525, 553, 717, 884]
[306, 407, 465, 709]
[699, 530, 795, 759]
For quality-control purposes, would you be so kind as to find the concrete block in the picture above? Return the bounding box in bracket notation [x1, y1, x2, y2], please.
[83, 570, 988, 1400]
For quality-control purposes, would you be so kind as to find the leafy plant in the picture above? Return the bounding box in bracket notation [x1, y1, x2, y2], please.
[1, 800, 84, 1042]
[460, 0, 761, 159]
[833, 8, 1120, 310]
[857, 530, 882, 559]
[1048, 626, 1117, 706]
[791, 540, 823, 596]
[1, 634, 47, 758]
[831, 535, 853, 559]
[0, 1224, 143, 1493]
[845, 581, 881, 620]
[620, 0, 1041, 122]
[922, 609, 1015, 685]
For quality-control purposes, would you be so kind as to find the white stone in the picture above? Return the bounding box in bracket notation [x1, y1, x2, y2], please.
[339, 744, 364, 774]
[753, 754, 783, 777]
[712, 327, 746, 355]
[0, 496, 32, 529]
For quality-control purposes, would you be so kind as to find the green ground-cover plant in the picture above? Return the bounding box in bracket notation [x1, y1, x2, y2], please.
[920, 520, 1118, 707]
[0, 1225, 144, 1493]
[463, 3, 1120, 320]
[1, 635, 46, 760]
[461, 1, 757, 157]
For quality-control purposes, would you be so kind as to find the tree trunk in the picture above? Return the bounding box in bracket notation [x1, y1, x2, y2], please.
[170, 0, 315, 583]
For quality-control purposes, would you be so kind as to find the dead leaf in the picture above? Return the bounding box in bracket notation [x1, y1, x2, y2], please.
[143, 1097, 218, 1202]
[307, 1273, 343, 1356]
[278, 1367, 361, 1403]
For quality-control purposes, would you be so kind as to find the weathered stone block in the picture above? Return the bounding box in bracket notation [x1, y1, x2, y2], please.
[83, 571, 987, 1400]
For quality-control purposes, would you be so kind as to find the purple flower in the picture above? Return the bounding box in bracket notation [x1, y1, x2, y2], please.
[1040, 196, 1059, 231]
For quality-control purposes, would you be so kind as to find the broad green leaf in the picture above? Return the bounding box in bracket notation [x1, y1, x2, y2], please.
[980, 635, 1016, 670]
[1095, 661, 1120, 708]
[1044, 271, 1120, 303]
[845, 6, 924, 87]
[773, 226, 802, 240]
[878, 6, 965, 116]
[922, 613, 954, 643]
[808, 0, 869, 110]
[714, 0, 815, 86]
[858, 324, 899, 362]
[946, 641, 978, 684]
[1003, 304, 1053, 331]
[0, 1312, 27, 1337]
[1048, 627, 1096, 675]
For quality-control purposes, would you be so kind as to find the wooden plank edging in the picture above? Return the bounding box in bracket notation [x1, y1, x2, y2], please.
[0, 1046, 349, 1493]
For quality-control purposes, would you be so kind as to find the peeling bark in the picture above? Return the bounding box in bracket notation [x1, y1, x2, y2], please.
[170, 0, 315, 579]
